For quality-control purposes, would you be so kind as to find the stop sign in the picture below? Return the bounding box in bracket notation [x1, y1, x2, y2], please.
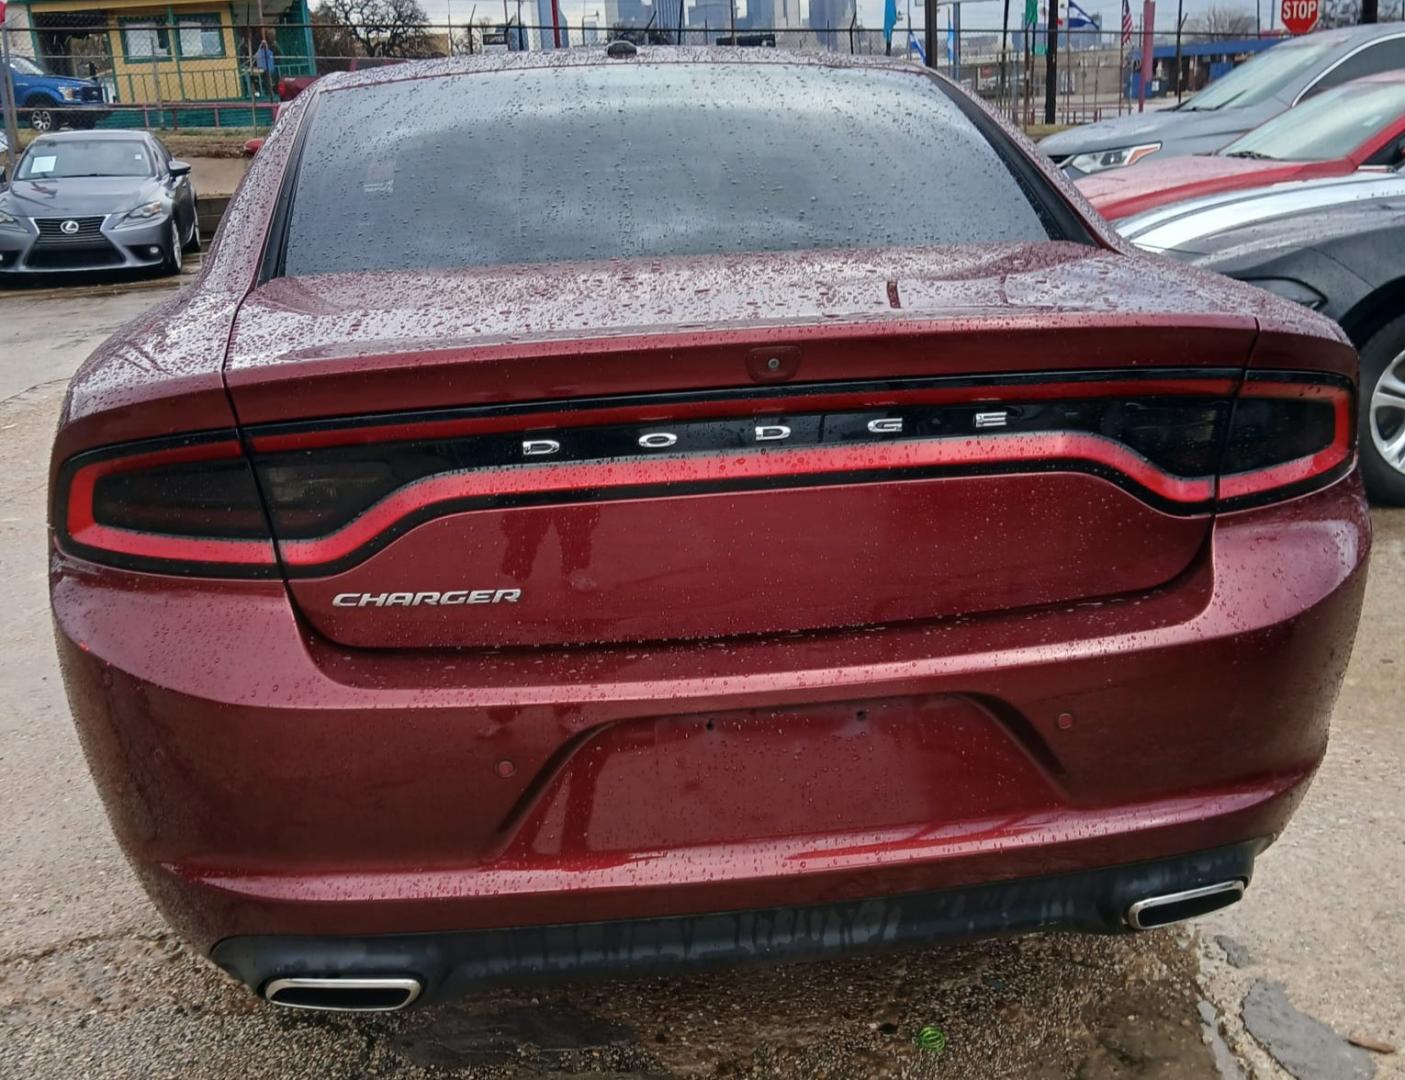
[1281, 0, 1320, 34]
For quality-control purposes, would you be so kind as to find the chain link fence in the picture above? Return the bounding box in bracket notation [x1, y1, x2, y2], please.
[3, 13, 1399, 134]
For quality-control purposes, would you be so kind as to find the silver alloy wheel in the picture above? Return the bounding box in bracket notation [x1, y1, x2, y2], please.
[1371, 348, 1405, 477]
[29, 108, 54, 133]
[170, 220, 183, 273]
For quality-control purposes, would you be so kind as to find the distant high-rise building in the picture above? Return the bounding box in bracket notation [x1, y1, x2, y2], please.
[652, 0, 684, 36]
[687, 0, 733, 32]
[581, 16, 603, 43]
[535, 0, 571, 46]
[605, 0, 649, 26]
[749, 0, 806, 29]
[808, 0, 854, 44]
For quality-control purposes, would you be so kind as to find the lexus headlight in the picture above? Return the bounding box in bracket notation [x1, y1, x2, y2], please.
[1068, 142, 1162, 174]
[0, 209, 25, 231]
[116, 201, 166, 227]
[59, 87, 80, 102]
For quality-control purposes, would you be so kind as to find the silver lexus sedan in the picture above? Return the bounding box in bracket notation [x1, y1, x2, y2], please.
[0, 130, 200, 278]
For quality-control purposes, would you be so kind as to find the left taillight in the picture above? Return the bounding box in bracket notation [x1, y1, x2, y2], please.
[53, 433, 278, 577]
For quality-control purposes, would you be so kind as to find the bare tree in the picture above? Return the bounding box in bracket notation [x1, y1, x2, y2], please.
[315, 0, 436, 57]
[311, 4, 363, 69]
[1319, 0, 1362, 25]
[1186, 4, 1257, 36]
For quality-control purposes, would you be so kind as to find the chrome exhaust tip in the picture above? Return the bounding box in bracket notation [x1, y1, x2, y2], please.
[1126, 880, 1245, 930]
[263, 976, 422, 1012]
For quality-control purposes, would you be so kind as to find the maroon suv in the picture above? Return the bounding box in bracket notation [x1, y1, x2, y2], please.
[51, 50, 1369, 1012]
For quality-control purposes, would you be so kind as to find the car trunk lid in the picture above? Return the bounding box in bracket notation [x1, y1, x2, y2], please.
[227, 243, 1262, 650]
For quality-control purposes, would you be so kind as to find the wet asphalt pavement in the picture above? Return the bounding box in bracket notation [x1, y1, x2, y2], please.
[1, 282, 1400, 1079]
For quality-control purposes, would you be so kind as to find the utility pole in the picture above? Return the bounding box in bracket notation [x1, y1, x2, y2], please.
[1137, 0, 1153, 113]
[1174, 0, 1183, 102]
[1363, 0, 1378, 21]
[999, 0, 1011, 108]
[952, 1, 961, 79]
[1044, 0, 1059, 124]
[924, 0, 937, 68]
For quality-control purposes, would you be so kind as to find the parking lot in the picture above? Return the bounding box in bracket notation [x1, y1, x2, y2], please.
[0, 280, 1400, 1079]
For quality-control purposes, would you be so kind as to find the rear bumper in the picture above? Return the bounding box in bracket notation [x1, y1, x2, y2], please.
[213, 842, 1259, 1007]
[52, 472, 1370, 977]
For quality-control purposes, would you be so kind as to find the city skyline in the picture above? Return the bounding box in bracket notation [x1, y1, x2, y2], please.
[421, 0, 1398, 36]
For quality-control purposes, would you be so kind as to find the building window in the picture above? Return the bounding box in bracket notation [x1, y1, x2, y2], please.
[122, 22, 172, 60]
[177, 15, 225, 58]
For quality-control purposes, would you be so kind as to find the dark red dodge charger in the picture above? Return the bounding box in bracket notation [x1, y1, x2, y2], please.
[51, 49, 1370, 1012]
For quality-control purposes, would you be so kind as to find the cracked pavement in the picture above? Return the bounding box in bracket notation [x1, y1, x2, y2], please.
[1, 283, 1401, 1078]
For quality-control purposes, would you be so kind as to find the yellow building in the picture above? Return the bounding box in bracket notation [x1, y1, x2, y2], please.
[7, 0, 315, 106]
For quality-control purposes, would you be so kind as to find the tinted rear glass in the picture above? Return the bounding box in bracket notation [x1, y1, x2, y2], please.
[280, 62, 1058, 278]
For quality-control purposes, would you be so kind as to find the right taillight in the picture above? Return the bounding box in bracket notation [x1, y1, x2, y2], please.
[1218, 372, 1354, 508]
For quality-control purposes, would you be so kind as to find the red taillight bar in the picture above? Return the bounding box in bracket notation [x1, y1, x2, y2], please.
[275, 432, 1217, 570]
[52, 371, 1355, 578]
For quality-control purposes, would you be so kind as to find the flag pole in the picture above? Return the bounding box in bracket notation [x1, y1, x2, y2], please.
[1138, 0, 1154, 113]
[1117, 22, 1125, 115]
[1000, 0, 1011, 117]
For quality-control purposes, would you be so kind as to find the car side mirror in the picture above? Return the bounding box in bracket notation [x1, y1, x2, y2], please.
[169, 160, 192, 178]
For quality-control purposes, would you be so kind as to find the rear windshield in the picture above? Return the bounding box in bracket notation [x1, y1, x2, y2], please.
[280, 63, 1060, 278]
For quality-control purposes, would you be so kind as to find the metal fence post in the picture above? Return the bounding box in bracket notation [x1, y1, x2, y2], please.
[1, 16, 20, 181]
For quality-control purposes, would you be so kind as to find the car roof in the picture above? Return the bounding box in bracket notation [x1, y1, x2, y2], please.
[1299, 22, 1405, 46]
[30, 130, 153, 144]
[317, 47, 933, 94]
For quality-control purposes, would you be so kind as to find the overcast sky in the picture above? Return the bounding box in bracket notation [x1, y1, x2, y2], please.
[417, 0, 1337, 36]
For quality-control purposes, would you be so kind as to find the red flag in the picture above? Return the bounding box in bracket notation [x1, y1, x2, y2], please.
[1121, 0, 1133, 45]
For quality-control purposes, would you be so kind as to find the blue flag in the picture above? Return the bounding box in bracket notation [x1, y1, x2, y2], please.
[883, 0, 898, 47]
[1067, 0, 1097, 26]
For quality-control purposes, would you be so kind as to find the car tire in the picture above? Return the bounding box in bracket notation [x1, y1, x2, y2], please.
[182, 210, 202, 254]
[1358, 313, 1405, 506]
[162, 220, 184, 276]
[25, 102, 57, 133]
